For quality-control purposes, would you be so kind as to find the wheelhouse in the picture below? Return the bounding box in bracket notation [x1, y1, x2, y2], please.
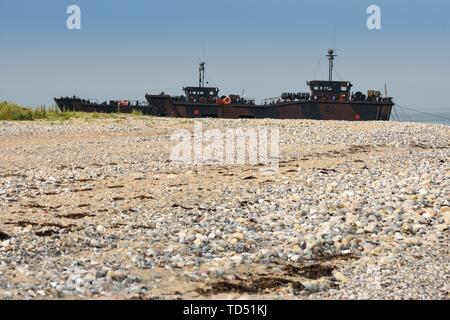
[307, 80, 353, 101]
[180, 61, 221, 102]
[183, 86, 219, 101]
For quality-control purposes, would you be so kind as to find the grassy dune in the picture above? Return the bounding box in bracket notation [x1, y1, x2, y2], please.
[0, 101, 145, 121]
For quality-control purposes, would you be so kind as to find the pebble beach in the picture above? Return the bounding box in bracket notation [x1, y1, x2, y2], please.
[0, 117, 449, 300]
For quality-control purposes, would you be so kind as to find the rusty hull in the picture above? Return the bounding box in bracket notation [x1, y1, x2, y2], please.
[145, 95, 393, 121]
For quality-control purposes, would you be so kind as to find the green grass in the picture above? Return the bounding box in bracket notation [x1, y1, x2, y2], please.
[131, 109, 144, 117]
[0, 101, 150, 121]
[0, 101, 34, 120]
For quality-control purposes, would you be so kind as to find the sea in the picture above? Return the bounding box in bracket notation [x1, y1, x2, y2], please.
[391, 106, 450, 126]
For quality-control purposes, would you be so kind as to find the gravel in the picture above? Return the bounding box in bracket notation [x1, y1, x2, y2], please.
[0, 117, 448, 300]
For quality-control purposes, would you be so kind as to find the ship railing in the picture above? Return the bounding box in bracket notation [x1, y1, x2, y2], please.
[348, 96, 393, 103]
[262, 97, 281, 105]
[127, 100, 148, 107]
[241, 98, 256, 105]
[82, 98, 99, 104]
[109, 100, 148, 106]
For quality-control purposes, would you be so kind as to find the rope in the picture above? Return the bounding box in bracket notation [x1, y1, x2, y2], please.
[394, 106, 405, 121]
[402, 108, 414, 122]
[390, 111, 396, 121]
[333, 67, 345, 81]
[392, 106, 401, 122]
[313, 56, 322, 80]
[395, 105, 413, 122]
[396, 104, 450, 121]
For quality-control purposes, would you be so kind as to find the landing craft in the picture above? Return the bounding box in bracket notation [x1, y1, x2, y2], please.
[55, 49, 394, 121]
[145, 50, 394, 120]
[53, 97, 149, 114]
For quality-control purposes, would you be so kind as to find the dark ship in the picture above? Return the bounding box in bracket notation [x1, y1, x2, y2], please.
[56, 50, 394, 121]
[145, 50, 394, 121]
[54, 97, 150, 114]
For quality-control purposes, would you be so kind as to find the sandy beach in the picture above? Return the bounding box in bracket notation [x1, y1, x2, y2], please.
[0, 117, 449, 299]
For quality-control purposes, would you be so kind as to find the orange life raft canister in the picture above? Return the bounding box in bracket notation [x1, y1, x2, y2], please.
[223, 96, 232, 105]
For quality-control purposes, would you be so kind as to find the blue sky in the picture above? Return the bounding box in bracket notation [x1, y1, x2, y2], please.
[0, 0, 449, 109]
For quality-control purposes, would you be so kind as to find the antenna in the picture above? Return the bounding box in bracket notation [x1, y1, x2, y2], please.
[332, 27, 336, 51]
[202, 42, 206, 64]
[200, 42, 208, 87]
[326, 49, 337, 81]
[199, 62, 206, 88]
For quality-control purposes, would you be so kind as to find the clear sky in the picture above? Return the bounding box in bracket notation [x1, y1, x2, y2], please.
[1, 0, 449, 109]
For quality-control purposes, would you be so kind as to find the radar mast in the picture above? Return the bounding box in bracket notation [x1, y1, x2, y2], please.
[326, 49, 337, 81]
[199, 62, 205, 88]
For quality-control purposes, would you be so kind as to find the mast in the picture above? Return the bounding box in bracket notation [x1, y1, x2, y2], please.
[326, 49, 337, 81]
[199, 62, 205, 87]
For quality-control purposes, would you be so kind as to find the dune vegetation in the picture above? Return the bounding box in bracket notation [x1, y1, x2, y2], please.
[0, 101, 145, 121]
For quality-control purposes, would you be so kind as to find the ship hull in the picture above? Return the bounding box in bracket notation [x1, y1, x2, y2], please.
[55, 96, 393, 121]
[145, 95, 393, 121]
[54, 98, 151, 114]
